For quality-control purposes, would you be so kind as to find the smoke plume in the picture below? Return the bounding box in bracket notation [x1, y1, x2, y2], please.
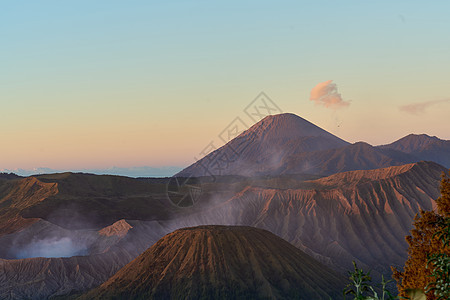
[310, 80, 350, 109]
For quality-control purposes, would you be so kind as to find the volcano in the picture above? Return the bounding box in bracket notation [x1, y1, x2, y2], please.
[178, 113, 350, 177]
[177, 113, 431, 177]
[81, 226, 347, 300]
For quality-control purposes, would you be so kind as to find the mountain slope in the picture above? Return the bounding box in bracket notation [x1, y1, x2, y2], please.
[0, 247, 135, 300]
[278, 142, 417, 175]
[160, 161, 445, 277]
[178, 113, 350, 177]
[0, 173, 177, 234]
[178, 113, 447, 177]
[0, 177, 58, 236]
[379, 134, 450, 168]
[380, 134, 441, 153]
[81, 226, 347, 300]
[0, 217, 172, 300]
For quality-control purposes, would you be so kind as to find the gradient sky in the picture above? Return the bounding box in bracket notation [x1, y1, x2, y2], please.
[2, 1, 450, 171]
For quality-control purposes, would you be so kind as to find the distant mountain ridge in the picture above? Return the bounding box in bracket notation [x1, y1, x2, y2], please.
[0, 166, 183, 178]
[379, 134, 442, 153]
[379, 133, 450, 168]
[276, 141, 419, 175]
[178, 113, 449, 177]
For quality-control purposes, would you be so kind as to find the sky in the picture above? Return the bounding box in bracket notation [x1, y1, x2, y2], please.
[2, 1, 450, 174]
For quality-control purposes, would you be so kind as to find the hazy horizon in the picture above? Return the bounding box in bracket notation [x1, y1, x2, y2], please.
[0, 165, 183, 178]
[2, 110, 447, 178]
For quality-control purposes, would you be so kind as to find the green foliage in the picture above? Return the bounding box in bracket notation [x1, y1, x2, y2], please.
[425, 216, 450, 300]
[343, 261, 395, 300]
[425, 253, 449, 299]
[424, 174, 450, 300]
[344, 261, 372, 299]
[374, 275, 395, 300]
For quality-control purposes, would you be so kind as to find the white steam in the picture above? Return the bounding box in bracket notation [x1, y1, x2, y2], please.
[15, 237, 88, 259]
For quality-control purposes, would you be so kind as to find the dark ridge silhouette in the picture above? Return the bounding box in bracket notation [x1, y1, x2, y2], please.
[0, 173, 22, 180]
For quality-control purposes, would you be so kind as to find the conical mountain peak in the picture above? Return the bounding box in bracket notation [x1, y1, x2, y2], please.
[178, 113, 349, 177]
[242, 113, 348, 142]
[82, 225, 346, 299]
